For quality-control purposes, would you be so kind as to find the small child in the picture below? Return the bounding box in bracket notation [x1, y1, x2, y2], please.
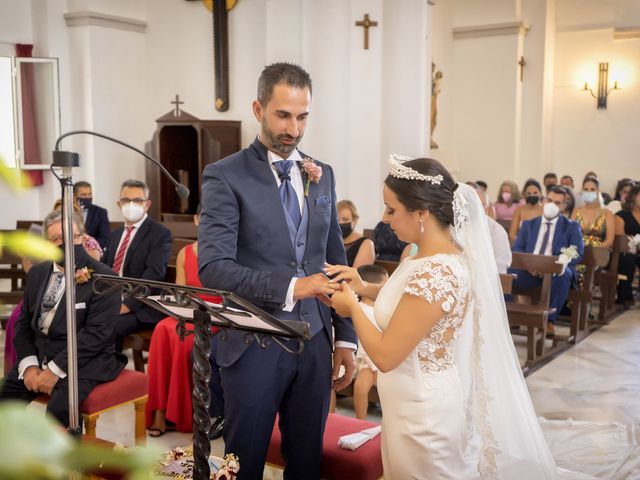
[352, 264, 389, 419]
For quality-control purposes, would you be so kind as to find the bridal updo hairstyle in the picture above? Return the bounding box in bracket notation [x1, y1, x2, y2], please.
[385, 158, 458, 229]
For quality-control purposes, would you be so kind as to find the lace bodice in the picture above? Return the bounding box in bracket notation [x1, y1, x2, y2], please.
[404, 254, 470, 373]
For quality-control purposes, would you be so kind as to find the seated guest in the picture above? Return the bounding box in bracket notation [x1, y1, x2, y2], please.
[0, 211, 124, 427]
[560, 175, 575, 189]
[614, 185, 640, 308]
[468, 182, 512, 273]
[372, 221, 407, 262]
[561, 185, 576, 218]
[509, 179, 544, 241]
[337, 200, 375, 268]
[352, 264, 388, 420]
[510, 187, 584, 333]
[73, 181, 110, 249]
[606, 179, 635, 214]
[146, 208, 224, 437]
[103, 179, 172, 350]
[52, 199, 102, 260]
[494, 180, 522, 223]
[475, 180, 496, 218]
[571, 176, 614, 248]
[543, 172, 558, 192]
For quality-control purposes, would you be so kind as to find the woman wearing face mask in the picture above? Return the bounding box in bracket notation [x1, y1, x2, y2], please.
[509, 178, 544, 241]
[571, 176, 614, 248]
[615, 185, 640, 308]
[494, 180, 522, 223]
[606, 179, 635, 214]
[337, 200, 376, 268]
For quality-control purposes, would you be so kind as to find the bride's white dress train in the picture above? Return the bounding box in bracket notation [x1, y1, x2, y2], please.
[370, 183, 598, 480]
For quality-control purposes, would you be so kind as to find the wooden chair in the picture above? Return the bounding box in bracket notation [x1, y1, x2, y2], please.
[122, 330, 154, 373]
[35, 369, 148, 447]
[557, 246, 610, 343]
[499, 273, 517, 294]
[374, 260, 399, 276]
[15, 220, 42, 230]
[505, 252, 563, 366]
[594, 235, 630, 323]
[0, 239, 26, 306]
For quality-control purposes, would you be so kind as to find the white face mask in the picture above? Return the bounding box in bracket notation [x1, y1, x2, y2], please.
[543, 202, 560, 219]
[121, 202, 145, 223]
[582, 191, 598, 204]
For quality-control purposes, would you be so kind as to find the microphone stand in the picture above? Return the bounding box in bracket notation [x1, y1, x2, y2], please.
[50, 130, 189, 438]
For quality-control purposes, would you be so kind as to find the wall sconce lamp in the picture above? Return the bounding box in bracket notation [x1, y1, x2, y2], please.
[583, 62, 620, 109]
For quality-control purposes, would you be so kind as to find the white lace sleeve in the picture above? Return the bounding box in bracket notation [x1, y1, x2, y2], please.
[403, 258, 460, 313]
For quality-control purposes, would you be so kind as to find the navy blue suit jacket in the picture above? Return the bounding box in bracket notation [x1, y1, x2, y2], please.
[512, 215, 584, 277]
[103, 216, 172, 324]
[198, 138, 357, 366]
[84, 203, 110, 249]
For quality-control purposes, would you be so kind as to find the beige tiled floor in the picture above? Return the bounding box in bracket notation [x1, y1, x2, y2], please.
[2, 307, 639, 478]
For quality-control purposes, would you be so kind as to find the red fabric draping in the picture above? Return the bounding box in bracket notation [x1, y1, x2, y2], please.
[15, 43, 43, 186]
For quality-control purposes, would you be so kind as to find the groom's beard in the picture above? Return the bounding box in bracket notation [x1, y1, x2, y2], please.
[261, 121, 303, 158]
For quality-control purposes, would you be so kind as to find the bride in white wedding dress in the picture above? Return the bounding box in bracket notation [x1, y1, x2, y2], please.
[328, 156, 596, 480]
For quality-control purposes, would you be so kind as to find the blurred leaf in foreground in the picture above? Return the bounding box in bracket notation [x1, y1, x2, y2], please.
[0, 159, 32, 192]
[0, 231, 62, 262]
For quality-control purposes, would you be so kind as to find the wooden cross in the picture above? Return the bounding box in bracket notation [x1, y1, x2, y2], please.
[518, 56, 526, 82]
[355, 14, 378, 50]
[171, 94, 184, 116]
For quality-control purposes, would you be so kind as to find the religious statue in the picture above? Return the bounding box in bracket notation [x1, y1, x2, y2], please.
[430, 62, 443, 149]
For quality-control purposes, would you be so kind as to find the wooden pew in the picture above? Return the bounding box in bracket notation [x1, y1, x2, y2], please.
[363, 228, 374, 240]
[0, 232, 27, 304]
[594, 235, 630, 323]
[505, 252, 563, 367]
[557, 246, 610, 343]
[500, 273, 516, 294]
[163, 221, 197, 240]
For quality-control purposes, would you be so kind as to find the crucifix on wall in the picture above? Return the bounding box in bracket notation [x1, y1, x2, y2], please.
[518, 56, 526, 82]
[186, 0, 237, 111]
[355, 13, 378, 50]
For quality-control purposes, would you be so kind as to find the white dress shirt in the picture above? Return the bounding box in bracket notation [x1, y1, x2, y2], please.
[533, 215, 559, 255]
[487, 217, 512, 273]
[113, 213, 148, 275]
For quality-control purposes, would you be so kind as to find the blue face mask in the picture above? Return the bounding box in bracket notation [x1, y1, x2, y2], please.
[582, 191, 598, 204]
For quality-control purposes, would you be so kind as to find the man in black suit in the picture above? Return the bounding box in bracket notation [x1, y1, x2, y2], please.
[0, 211, 124, 427]
[74, 181, 111, 250]
[103, 179, 172, 350]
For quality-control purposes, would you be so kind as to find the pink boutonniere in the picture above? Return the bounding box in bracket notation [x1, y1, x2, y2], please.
[74, 267, 93, 284]
[301, 157, 322, 196]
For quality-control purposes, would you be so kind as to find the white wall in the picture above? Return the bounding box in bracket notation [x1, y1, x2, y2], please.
[551, 28, 640, 193]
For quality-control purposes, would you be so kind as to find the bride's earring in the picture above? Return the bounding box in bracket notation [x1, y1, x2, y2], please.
[419, 217, 425, 234]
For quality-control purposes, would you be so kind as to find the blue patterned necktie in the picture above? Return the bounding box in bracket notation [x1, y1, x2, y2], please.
[39, 271, 64, 329]
[538, 221, 552, 255]
[274, 160, 302, 228]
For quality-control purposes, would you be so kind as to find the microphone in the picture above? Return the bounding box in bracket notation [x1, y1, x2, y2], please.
[53, 130, 190, 199]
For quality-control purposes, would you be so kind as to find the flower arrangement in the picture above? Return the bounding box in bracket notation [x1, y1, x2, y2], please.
[556, 245, 579, 267]
[629, 234, 640, 255]
[74, 267, 94, 284]
[301, 157, 322, 196]
[215, 453, 240, 480]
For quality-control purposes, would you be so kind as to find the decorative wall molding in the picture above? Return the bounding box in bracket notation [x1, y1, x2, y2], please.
[614, 27, 640, 40]
[453, 21, 530, 40]
[64, 11, 147, 33]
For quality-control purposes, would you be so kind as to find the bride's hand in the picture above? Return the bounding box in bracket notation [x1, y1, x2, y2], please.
[324, 263, 366, 294]
[330, 282, 359, 318]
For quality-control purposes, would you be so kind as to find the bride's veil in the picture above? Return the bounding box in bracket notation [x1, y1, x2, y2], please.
[452, 183, 561, 479]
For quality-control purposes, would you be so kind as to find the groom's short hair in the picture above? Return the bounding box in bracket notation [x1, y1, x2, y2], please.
[257, 62, 312, 106]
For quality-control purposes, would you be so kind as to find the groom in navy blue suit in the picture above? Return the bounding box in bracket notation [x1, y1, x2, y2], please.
[198, 63, 357, 479]
[510, 186, 584, 323]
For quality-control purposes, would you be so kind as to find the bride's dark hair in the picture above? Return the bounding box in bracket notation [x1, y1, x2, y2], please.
[384, 158, 458, 228]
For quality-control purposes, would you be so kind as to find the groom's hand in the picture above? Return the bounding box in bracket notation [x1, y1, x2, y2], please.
[293, 273, 338, 301]
[332, 347, 356, 391]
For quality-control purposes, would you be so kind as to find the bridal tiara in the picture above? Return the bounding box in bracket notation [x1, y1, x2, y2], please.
[387, 154, 443, 185]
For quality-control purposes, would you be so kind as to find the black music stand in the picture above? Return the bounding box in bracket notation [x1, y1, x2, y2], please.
[93, 274, 310, 480]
